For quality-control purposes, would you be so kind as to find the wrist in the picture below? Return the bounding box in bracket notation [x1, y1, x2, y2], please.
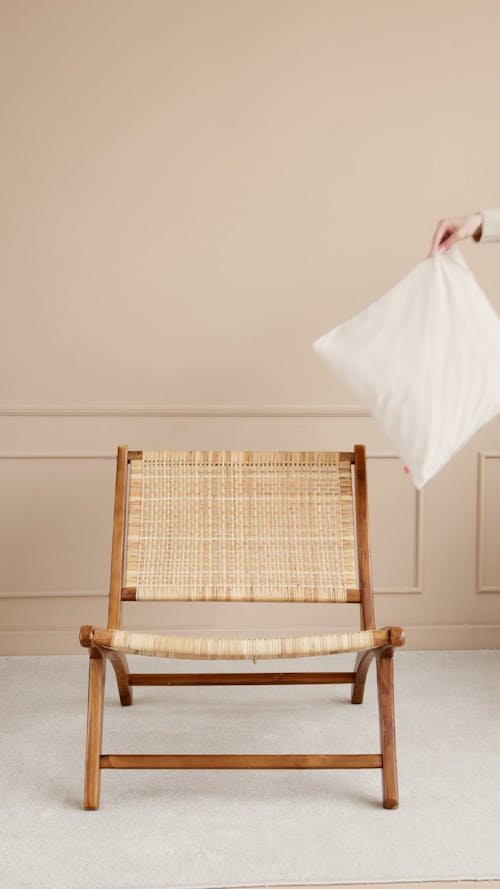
[472, 211, 483, 242]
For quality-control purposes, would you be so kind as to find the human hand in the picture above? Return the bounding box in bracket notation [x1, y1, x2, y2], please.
[427, 213, 483, 258]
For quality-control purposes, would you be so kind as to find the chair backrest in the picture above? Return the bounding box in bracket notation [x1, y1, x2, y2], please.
[107, 445, 375, 631]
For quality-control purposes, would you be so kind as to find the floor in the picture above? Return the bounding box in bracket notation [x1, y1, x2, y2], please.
[2, 651, 500, 889]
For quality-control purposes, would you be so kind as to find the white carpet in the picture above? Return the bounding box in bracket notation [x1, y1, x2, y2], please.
[1, 650, 500, 889]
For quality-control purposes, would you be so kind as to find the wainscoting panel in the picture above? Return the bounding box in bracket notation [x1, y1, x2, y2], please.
[476, 452, 500, 594]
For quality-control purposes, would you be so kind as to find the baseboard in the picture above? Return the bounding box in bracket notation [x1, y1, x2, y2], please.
[222, 883, 500, 889]
[1, 624, 499, 656]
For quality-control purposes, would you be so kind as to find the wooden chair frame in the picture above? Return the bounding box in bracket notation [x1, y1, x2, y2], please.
[80, 444, 405, 810]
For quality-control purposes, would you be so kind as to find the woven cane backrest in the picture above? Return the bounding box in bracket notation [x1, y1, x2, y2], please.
[123, 450, 357, 602]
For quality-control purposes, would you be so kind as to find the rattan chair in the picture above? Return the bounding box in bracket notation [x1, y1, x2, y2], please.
[80, 444, 405, 810]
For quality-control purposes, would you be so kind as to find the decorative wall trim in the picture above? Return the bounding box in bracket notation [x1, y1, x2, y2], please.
[0, 590, 106, 599]
[367, 454, 424, 595]
[0, 403, 370, 417]
[0, 450, 423, 599]
[0, 453, 115, 460]
[476, 452, 500, 594]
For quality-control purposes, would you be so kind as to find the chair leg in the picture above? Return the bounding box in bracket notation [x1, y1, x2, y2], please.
[84, 648, 106, 810]
[376, 645, 399, 809]
[351, 649, 375, 704]
[104, 649, 133, 706]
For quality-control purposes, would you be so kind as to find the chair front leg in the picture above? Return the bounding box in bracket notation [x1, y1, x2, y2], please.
[376, 644, 399, 809]
[84, 648, 106, 810]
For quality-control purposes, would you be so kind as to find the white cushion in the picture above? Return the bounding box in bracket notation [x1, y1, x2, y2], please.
[311, 245, 500, 489]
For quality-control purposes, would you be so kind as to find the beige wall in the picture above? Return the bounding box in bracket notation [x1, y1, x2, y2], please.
[2, 0, 500, 654]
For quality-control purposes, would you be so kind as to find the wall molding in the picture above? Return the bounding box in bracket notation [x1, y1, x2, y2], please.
[0, 588, 414, 599]
[0, 590, 106, 599]
[368, 454, 424, 595]
[0, 451, 116, 460]
[0, 453, 115, 459]
[0, 450, 424, 600]
[476, 452, 500, 594]
[0, 403, 371, 417]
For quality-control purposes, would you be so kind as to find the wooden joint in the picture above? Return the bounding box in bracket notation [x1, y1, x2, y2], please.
[388, 626, 405, 647]
[127, 451, 143, 461]
[346, 588, 361, 602]
[79, 625, 95, 648]
[121, 588, 137, 600]
[377, 644, 394, 660]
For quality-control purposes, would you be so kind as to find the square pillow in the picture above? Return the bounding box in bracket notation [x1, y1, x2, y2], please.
[311, 245, 500, 489]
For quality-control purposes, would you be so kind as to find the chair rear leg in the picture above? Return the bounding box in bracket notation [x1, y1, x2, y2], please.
[104, 649, 133, 706]
[351, 649, 375, 704]
[84, 648, 106, 810]
[376, 645, 399, 809]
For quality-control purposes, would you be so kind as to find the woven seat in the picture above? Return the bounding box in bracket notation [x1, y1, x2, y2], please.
[88, 626, 391, 660]
[79, 445, 405, 810]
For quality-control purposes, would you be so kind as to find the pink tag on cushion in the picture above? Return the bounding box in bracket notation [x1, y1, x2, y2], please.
[403, 466, 410, 474]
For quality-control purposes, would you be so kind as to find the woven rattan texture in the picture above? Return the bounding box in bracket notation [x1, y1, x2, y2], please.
[105, 627, 381, 660]
[124, 450, 356, 602]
